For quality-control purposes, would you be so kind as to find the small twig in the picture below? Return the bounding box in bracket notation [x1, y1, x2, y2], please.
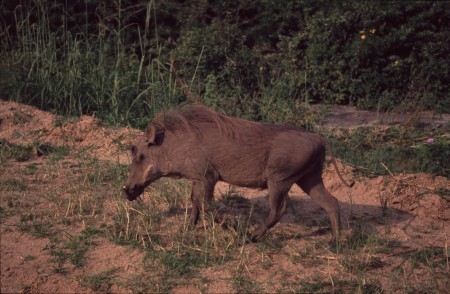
[62, 230, 74, 238]
[380, 162, 398, 181]
[315, 255, 337, 260]
[387, 248, 417, 257]
[380, 162, 436, 192]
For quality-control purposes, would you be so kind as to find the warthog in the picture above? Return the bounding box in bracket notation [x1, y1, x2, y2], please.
[123, 105, 354, 245]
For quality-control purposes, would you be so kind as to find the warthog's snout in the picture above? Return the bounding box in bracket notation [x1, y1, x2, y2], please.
[122, 184, 144, 201]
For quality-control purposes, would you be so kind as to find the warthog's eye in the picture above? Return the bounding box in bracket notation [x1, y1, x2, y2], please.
[139, 154, 145, 161]
[130, 145, 137, 155]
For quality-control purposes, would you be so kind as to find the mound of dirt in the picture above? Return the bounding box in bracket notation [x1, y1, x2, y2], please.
[322, 169, 449, 220]
[0, 101, 139, 164]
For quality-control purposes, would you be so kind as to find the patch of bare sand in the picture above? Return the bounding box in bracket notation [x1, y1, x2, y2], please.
[199, 268, 234, 293]
[0, 229, 91, 293]
[77, 238, 145, 293]
[171, 284, 202, 294]
[0, 217, 145, 293]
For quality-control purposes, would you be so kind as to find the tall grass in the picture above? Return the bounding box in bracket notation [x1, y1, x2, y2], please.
[1, 1, 184, 128]
[1, 1, 319, 129]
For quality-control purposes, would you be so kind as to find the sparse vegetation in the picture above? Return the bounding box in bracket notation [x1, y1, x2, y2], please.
[328, 126, 450, 177]
[0, 140, 34, 162]
[79, 268, 119, 292]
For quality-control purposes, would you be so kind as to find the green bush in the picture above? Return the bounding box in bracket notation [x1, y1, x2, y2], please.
[0, 0, 448, 128]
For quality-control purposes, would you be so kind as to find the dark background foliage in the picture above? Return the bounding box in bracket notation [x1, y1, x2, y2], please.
[1, 0, 449, 127]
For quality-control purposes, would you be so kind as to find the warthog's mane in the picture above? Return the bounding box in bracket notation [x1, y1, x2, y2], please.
[150, 104, 265, 141]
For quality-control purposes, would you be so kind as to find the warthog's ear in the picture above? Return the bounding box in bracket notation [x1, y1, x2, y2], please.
[145, 125, 164, 146]
[145, 125, 157, 144]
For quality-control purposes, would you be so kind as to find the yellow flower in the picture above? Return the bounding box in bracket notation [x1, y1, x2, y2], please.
[360, 34, 366, 40]
[370, 28, 376, 34]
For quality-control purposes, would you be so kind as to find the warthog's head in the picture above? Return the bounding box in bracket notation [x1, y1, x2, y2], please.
[123, 125, 164, 201]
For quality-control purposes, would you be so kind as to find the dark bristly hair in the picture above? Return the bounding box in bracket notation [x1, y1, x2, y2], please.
[150, 104, 267, 142]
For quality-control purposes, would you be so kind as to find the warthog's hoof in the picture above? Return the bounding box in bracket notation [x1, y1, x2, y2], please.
[246, 232, 258, 243]
[328, 238, 339, 252]
[248, 226, 266, 243]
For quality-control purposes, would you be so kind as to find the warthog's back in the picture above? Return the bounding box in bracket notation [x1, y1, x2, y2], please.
[150, 105, 326, 188]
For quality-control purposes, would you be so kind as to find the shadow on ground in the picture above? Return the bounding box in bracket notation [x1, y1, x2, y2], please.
[164, 193, 414, 241]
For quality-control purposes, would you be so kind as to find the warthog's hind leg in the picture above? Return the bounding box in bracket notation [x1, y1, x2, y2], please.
[297, 173, 341, 247]
[250, 182, 290, 242]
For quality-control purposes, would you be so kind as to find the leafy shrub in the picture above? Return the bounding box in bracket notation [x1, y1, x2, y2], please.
[0, 0, 448, 128]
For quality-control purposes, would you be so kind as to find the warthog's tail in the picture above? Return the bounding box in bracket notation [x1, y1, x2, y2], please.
[325, 139, 355, 188]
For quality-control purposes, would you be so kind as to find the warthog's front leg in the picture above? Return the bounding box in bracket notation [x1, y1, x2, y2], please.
[189, 180, 215, 226]
[250, 182, 290, 242]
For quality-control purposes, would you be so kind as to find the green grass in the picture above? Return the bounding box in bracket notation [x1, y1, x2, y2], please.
[232, 273, 262, 294]
[1, 178, 28, 192]
[44, 227, 100, 274]
[23, 255, 37, 262]
[337, 224, 385, 274]
[24, 163, 39, 175]
[49, 246, 70, 275]
[401, 247, 448, 269]
[0, 140, 34, 162]
[42, 226, 100, 274]
[45, 145, 70, 162]
[284, 278, 383, 294]
[79, 268, 119, 292]
[108, 200, 163, 247]
[19, 217, 55, 239]
[66, 228, 100, 268]
[390, 246, 450, 292]
[156, 249, 207, 276]
[328, 126, 450, 177]
[0, 140, 71, 164]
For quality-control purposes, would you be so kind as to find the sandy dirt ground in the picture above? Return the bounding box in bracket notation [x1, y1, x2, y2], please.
[1, 100, 449, 293]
